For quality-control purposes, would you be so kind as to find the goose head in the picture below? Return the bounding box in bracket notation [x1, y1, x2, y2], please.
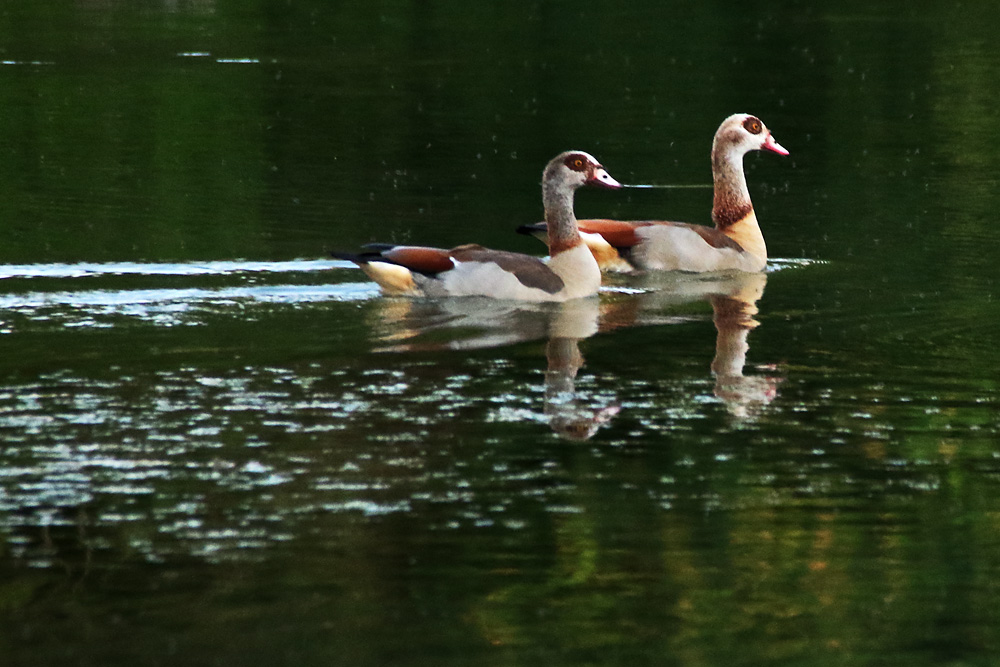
[544, 151, 622, 192]
[713, 114, 789, 160]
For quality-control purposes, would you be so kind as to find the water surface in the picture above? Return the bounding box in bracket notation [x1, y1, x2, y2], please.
[3, 2, 1000, 666]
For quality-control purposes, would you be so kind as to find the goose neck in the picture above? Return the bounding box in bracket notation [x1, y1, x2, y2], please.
[543, 183, 580, 252]
[711, 148, 753, 229]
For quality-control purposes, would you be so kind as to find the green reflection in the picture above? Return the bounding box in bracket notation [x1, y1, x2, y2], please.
[1, 2, 1000, 667]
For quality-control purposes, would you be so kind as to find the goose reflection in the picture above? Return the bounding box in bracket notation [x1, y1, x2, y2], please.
[369, 296, 620, 439]
[542, 300, 621, 441]
[708, 273, 779, 418]
[601, 271, 780, 419]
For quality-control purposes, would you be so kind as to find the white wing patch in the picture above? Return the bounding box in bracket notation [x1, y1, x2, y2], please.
[411, 244, 600, 301]
[633, 225, 763, 272]
[430, 260, 561, 300]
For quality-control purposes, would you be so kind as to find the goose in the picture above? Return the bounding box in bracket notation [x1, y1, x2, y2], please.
[517, 114, 787, 272]
[333, 151, 620, 300]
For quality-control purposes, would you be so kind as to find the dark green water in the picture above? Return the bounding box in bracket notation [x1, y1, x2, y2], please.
[3, 1, 1000, 665]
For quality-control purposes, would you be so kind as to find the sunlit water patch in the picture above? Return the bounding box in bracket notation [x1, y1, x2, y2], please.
[0, 260, 374, 330]
[0, 258, 821, 334]
[0, 360, 614, 565]
[1, 255, 998, 606]
[0, 259, 346, 280]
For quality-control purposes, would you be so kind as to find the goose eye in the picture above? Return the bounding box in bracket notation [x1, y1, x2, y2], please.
[743, 118, 763, 135]
[564, 155, 588, 171]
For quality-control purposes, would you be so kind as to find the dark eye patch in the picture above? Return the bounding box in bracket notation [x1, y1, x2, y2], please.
[742, 117, 763, 135]
[563, 154, 589, 172]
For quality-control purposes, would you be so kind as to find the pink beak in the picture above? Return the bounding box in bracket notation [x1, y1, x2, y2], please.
[763, 134, 789, 156]
[587, 167, 623, 189]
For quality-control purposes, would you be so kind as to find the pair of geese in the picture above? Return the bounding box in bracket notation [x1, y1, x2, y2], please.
[335, 114, 788, 301]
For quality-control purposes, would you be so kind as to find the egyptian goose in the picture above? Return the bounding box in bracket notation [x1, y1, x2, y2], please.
[518, 114, 788, 273]
[333, 151, 621, 300]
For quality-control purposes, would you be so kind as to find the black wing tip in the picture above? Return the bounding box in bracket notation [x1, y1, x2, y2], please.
[332, 242, 400, 264]
[515, 222, 547, 236]
[361, 242, 398, 252]
[331, 250, 389, 264]
[330, 250, 365, 263]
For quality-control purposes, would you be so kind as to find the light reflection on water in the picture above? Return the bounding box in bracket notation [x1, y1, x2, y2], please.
[0, 258, 808, 332]
[2, 257, 994, 621]
[6, 0, 1000, 661]
[0, 260, 373, 329]
[0, 283, 375, 327]
[3, 263, 1000, 666]
[0, 259, 346, 280]
[0, 260, 791, 565]
[0, 365, 411, 564]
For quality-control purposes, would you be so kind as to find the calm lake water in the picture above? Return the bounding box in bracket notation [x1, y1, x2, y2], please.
[3, 1, 1000, 665]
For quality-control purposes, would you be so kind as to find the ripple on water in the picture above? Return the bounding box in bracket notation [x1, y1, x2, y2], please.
[0, 259, 376, 329]
[0, 353, 591, 564]
[0, 259, 346, 280]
